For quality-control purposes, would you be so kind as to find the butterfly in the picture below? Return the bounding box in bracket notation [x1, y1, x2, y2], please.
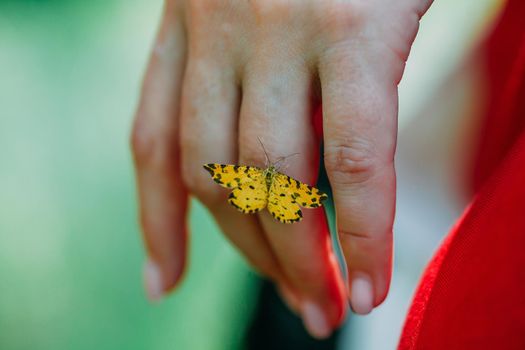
[202, 141, 328, 224]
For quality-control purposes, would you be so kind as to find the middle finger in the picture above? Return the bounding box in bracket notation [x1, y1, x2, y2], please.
[239, 55, 347, 338]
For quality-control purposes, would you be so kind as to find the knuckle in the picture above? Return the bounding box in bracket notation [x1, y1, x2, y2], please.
[131, 115, 157, 166]
[163, 0, 184, 20]
[187, 0, 221, 17]
[131, 113, 178, 169]
[324, 139, 378, 186]
[186, 0, 238, 26]
[240, 153, 266, 168]
[180, 159, 202, 192]
[249, 0, 294, 19]
[180, 156, 224, 206]
[238, 137, 268, 168]
[339, 228, 371, 239]
[338, 229, 373, 244]
[320, 1, 371, 42]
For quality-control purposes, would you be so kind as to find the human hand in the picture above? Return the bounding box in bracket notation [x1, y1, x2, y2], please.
[131, 0, 432, 339]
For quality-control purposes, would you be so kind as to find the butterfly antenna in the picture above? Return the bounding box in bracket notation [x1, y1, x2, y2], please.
[283, 152, 300, 160]
[258, 137, 271, 167]
[275, 152, 300, 170]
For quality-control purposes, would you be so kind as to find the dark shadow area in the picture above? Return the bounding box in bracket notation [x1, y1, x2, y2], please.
[243, 278, 341, 350]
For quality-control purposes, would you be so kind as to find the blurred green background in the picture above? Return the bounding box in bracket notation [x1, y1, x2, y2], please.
[0, 1, 257, 349]
[0, 0, 502, 349]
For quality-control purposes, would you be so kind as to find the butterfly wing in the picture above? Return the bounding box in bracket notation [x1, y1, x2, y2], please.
[267, 173, 328, 224]
[203, 163, 268, 213]
[203, 164, 326, 221]
[279, 174, 328, 208]
[228, 176, 268, 214]
[267, 188, 303, 223]
[267, 173, 303, 223]
[203, 164, 263, 189]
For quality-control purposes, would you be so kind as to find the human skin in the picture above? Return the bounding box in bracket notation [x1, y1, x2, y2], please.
[131, 0, 433, 339]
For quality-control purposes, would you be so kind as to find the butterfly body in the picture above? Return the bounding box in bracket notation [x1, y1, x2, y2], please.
[263, 165, 276, 190]
[203, 163, 327, 224]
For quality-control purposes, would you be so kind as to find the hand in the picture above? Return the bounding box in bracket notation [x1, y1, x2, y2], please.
[131, 0, 432, 339]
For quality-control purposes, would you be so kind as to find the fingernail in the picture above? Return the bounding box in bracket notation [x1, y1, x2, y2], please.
[302, 300, 332, 339]
[350, 273, 373, 315]
[144, 259, 164, 302]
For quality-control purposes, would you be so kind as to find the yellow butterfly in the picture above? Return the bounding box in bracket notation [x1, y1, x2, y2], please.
[203, 143, 328, 224]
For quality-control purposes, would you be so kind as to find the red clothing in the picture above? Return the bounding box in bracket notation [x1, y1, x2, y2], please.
[399, 1, 525, 349]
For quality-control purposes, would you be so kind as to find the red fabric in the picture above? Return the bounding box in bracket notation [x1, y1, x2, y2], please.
[471, 0, 525, 192]
[399, 134, 525, 349]
[399, 1, 525, 349]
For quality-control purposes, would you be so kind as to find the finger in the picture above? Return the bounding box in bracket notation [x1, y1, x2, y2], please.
[239, 60, 347, 339]
[277, 283, 301, 314]
[179, 42, 286, 285]
[131, 8, 187, 300]
[319, 44, 397, 314]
